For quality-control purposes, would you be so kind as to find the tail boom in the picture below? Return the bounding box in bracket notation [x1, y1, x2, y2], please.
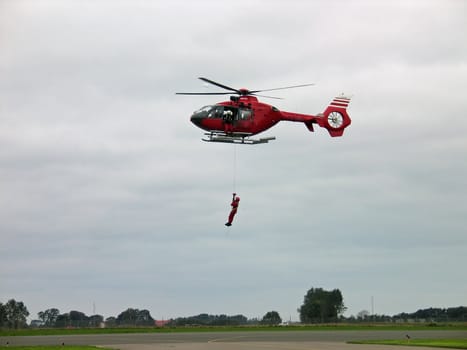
[279, 95, 352, 137]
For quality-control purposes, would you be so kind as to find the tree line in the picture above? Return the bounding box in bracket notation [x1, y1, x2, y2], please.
[34, 307, 156, 328]
[0, 301, 156, 329]
[394, 307, 467, 322]
[3, 288, 467, 329]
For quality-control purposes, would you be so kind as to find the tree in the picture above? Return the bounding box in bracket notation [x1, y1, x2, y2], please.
[38, 308, 60, 327]
[89, 314, 104, 327]
[356, 310, 370, 321]
[0, 302, 6, 327]
[298, 287, 346, 323]
[105, 316, 117, 327]
[55, 313, 71, 328]
[116, 308, 154, 326]
[261, 311, 282, 325]
[3, 299, 30, 329]
[329, 289, 347, 317]
[228, 314, 248, 325]
[447, 306, 467, 321]
[136, 309, 154, 326]
[117, 308, 138, 326]
[69, 310, 89, 327]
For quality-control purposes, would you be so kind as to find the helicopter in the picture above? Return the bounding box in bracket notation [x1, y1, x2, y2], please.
[176, 77, 351, 144]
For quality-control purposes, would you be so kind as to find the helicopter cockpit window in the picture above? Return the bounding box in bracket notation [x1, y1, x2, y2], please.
[192, 105, 213, 119]
[193, 105, 227, 119]
[238, 108, 252, 120]
[208, 105, 224, 118]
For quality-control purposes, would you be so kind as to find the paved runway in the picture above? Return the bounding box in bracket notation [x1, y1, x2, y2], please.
[2, 330, 466, 350]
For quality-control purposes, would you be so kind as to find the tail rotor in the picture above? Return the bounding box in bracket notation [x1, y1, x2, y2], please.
[318, 95, 352, 137]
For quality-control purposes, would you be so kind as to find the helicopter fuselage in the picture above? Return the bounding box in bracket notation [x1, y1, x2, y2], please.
[190, 95, 319, 137]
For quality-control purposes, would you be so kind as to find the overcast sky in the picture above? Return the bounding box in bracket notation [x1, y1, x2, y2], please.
[1, 0, 466, 322]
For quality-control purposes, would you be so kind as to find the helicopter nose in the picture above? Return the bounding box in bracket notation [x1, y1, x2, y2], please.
[190, 114, 203, 127]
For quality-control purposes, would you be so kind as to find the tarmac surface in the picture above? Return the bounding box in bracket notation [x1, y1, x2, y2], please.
[2, 330, 467, 350]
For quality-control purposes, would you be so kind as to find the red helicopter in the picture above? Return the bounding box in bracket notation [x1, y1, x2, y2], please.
[177, 77, 351, 144]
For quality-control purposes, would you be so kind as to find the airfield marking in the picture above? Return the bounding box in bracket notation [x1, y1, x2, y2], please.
[207, 335, 248, 343]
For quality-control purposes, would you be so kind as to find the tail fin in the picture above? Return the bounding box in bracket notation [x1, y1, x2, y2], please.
[317, 95, 352, 137]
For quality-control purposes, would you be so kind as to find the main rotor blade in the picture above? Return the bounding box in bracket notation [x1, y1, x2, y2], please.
[175, 92, 233, 95]
[251, 93, 283, 100]
[198, 77, 240, 93]
[250, 83, 315, 94]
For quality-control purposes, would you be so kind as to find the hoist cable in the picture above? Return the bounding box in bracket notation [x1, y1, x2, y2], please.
[232, 144, 237, 193]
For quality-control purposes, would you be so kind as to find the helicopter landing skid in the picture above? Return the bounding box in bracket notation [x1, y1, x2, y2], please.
[202, 132, 276, 145]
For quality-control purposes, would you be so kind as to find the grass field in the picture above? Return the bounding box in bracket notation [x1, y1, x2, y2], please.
[1, 327, 467, 350]
[1, 339, 467, 350]
[349, 339, 467, 349]
[1, 323, 467, 337]
[0, 347, 113, 350]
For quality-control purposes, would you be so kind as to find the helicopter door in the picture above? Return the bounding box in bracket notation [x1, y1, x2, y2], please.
[222, 107, 237, 124]
[235, 107, 253, 131]
[238, 108, 252, 121]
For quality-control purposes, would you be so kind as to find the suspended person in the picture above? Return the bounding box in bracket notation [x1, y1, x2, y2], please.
[225, 193, 240, 226]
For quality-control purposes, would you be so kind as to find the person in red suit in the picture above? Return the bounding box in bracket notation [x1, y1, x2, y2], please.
[225, 193, 240, 226]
